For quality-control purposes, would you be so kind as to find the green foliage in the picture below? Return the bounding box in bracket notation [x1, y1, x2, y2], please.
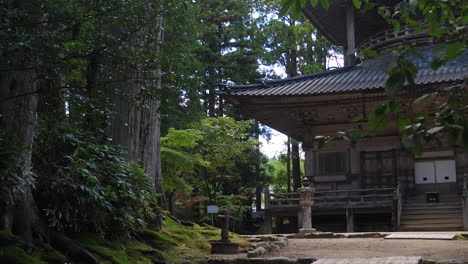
[260, 3, 340, 77]
[161, 129, 205, 196]
[0, 214, 250, 264]
[216, 194, 252, 224]
[33, 116, 153, 237]
[0, 229, 66, 264]
[138, 215, 249, 263]
[267, 156, 304, 192]
[385, 57, 418, 97]
[192, 117, 257, 201]
[0, 246, 44, 264]
[280, 0, 330, 17]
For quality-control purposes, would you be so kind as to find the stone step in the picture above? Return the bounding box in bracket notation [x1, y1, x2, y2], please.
[400, 213, 462, 220]
[400, 218, 463, 225]
[402, 210, 462, 216]
[399, 226, 464, 231]
[399, 222, 464, 231]
[403, 204, 461, 209]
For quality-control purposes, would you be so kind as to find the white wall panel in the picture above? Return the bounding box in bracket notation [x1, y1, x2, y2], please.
[415, 161, 436, 184]
[435, 160, 456, 183]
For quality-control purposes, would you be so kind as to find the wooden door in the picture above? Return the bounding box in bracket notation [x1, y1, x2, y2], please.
[361, 150, 397, 188]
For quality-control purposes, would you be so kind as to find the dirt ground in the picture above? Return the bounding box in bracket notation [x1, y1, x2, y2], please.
[262, 238, 468, 262]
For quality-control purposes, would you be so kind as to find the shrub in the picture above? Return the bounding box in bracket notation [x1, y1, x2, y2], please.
[33, 116, 153, 238]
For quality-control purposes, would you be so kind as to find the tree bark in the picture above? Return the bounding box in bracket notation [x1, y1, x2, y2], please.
[109, 3, 164, 195]
[207, 67, 217, 117]
[286, 137, 291, 192]
[286, 17, 301, 191]
[0, 65, 39, 244]
[254, 120, 262, 211]
[292, 141, 301, 190]
[37, 79, 64, 115]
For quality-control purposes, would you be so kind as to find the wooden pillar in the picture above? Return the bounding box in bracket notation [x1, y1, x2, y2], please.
[276, 217, 282, 233]
[304, 146, 315, 187]
[463, 174, 468, 231]
[345, 5, 356, 66]
[346, 208, 354, 233]
[463, 197, 468, 231]
[264, 186, 273, 234]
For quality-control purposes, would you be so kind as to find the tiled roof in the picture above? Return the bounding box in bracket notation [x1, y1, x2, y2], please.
[226, 46, 468, 97]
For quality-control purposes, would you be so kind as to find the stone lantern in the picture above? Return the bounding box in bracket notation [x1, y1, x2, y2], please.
[298, 176, 316, 233]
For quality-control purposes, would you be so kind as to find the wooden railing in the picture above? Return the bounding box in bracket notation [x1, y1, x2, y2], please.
[357, 25, 433, 55]
[268, 192, 300, 208]
[268, 188, 397, 210]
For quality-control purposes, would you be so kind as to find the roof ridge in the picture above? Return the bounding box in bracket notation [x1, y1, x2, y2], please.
[227, 66, 355, 91]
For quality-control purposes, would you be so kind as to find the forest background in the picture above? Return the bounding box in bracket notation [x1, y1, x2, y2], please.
[0, 0, 341, 244]
[1, 0, 466, 262]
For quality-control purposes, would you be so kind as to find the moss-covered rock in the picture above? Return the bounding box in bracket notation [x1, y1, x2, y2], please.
[0, 216, 250, 264]
[0, 246, 44, 264]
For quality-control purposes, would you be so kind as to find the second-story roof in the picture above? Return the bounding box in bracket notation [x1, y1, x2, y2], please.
[225, 46, 468, 97]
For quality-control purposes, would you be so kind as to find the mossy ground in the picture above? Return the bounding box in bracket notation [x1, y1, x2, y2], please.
[0, 216, 249, 264]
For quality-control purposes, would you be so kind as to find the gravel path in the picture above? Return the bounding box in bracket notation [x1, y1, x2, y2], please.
[261, 238, 468, 262]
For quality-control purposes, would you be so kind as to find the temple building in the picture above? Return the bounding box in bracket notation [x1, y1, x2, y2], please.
[222, 1, 468, 232]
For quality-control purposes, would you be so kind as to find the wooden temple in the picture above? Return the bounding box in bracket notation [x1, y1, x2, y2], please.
[223, 1, 468, 232]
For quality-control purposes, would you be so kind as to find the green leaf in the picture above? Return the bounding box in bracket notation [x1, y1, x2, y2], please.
[392, 21, 401, 33]
[431, 55, 446, 70]
[352, 115, 363, 122]
[445, 41, 464, 60]
[363, 49, 380, 59]
[427, 126, 444, 135]
[368, 104, 389, 132]
[385, 70, 404, 97]
[320, 0, 330, 9]
[279, 0, 295, 16]
[311, 0, 320, 7]
[352, 0, 362, 9]
[414, 93, 436, 104]
[398, 118, 408, 132]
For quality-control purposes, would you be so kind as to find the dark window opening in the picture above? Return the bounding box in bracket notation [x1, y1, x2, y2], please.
[318, 152, 347, 176]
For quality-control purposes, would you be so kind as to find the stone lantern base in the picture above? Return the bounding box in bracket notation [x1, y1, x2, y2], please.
[210, 240, 239, 254]
[299, 227, 317, 234]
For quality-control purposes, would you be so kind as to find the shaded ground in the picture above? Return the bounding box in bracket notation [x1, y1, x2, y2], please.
[262, 238, 468, 262]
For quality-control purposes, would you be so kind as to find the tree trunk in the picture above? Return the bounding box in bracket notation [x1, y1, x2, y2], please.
[286, 137, 291, 192]
[292, 141, 301, 190]
[286, 17, 301, 191]
[37, 79, 64, 115]
[110, 4, 164, 196]
[207, 67, 217, 117]
[254, 120, 262, 211]
[0, 66, 39, 244]
[85, 54, 104, 130]
[141, 96, 163, 193]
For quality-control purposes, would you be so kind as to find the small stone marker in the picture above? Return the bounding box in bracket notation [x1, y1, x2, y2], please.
[210, 208, 239, 254]
[218, 208, 230, 242]
[385, 233, 456, 240]
[314, 256, 421, 264]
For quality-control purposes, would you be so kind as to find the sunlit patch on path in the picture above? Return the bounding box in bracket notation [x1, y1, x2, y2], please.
[314, 256, 421, 264]
[385, 233, 456, 240]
